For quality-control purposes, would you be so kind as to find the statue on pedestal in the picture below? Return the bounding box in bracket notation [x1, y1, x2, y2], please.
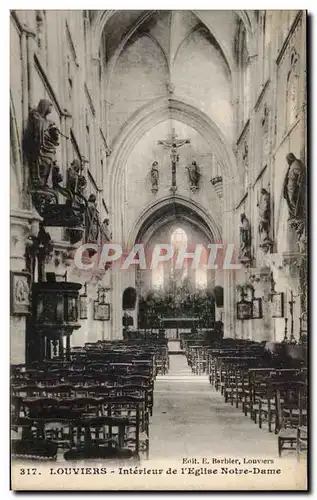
[283, 153, 306, 238]
[24, 99, 60, 190]
[85, 194, 100, 243]
[238, 213, 252, 265]
[64, 159, 88, 243]
[150, 161, 159, 193]
[67, 159, 87, 194]
[101, 217, 112, 243]
[186, 160, 201, 192]
[258, 188, 273, 253]
[67, 158, 88, 209]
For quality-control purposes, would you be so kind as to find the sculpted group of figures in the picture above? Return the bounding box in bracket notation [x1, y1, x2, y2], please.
[238, 153, 306, 265]
[23, 99, 111, 244]
[150, 160, 201, 193]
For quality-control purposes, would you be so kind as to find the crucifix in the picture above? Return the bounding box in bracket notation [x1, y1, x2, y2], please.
[158, 129, 190, 194]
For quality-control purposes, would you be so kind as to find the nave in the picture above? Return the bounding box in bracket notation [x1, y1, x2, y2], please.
[151, 353, 277, 459]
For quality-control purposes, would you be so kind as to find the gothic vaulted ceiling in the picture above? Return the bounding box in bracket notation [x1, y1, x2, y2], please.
[97, 10, 251, 145]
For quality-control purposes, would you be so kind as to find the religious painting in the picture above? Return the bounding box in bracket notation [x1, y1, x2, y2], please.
[236, 300, 252, 320]
[271, 292, 284, 318]
[252, 297, 263, 319]
[93, 301, 110, 321]
[10, 271, 31, 315]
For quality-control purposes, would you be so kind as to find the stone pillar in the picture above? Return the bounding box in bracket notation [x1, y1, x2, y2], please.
[10, 209, 42, 363]
[112, 269, 123, 339]
[222, 207, 237, 338]
[91, 56, 101, 108]
[223, 270, 236, 338]
[299, 12, 307, 163]
[121, 266, 138, 330]
[25, 27, 37, 110]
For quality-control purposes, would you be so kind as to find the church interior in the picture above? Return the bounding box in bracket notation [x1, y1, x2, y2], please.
[10, 10, 307, 468]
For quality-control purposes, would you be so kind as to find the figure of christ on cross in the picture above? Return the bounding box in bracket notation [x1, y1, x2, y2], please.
[158, 130, 190, 193]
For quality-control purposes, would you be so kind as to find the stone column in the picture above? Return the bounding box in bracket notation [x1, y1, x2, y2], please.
[121, 266, 138, 330]
[223, 269, 236, 338]
[100, 270, 112, 341]
[10, 209, 42, 363]
[111, 266, 123, 339]
[25, 27, 37, 110]
[110, 168, 126, 339]
[299, 12, 307, 163]
[222, 206, 237, 338]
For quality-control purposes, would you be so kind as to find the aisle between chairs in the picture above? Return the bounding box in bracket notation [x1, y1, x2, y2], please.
[150, 354, 277, 460]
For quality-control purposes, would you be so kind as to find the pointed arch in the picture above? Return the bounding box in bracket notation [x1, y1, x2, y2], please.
[107, 96, 241, 227]
[127, 194, 221, 249]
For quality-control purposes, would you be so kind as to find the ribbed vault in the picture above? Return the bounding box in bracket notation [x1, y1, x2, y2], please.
[90, 9, 256, 62]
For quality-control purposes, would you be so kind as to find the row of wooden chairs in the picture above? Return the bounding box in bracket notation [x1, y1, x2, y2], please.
[82, 338, 169, 376]
[203, 342, 307, 460]
[11, 339, 167, 461]
[181, 334, 263, 376]
[12, 394, 147, 458]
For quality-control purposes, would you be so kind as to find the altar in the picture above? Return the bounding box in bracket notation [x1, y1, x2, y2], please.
[162, 317, 200, 340]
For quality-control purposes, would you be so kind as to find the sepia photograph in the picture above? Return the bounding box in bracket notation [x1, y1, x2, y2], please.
[9, 8, 308, 491]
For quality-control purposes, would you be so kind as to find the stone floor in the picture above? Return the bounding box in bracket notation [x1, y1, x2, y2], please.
[151, 354, 278, 460]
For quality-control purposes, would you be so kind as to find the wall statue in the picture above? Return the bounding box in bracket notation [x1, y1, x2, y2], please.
[238, 213, 252, 265]
[283, 153, 306, 238]
[186, 161, 201, 192]
[24, 99, 60, 190]
[101, 217, 112, 243]
[150, 161, 159, 193]
[67, 159, 87, 204]
[85, 194, 100, 243]
[257, 188, 273, 253]
[62, 159, 88, 243]
[52, 164, 63, 190]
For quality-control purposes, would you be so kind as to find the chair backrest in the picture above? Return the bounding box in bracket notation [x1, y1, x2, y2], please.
[275, 381, 307, 431]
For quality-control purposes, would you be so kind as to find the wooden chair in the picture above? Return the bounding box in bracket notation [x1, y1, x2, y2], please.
[258, 380, 276, 433]
[11, 438, 58, 461]
[63, 416, 138, 461]
[276, 382, 307, 457]
[297, 426, 307, 461]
